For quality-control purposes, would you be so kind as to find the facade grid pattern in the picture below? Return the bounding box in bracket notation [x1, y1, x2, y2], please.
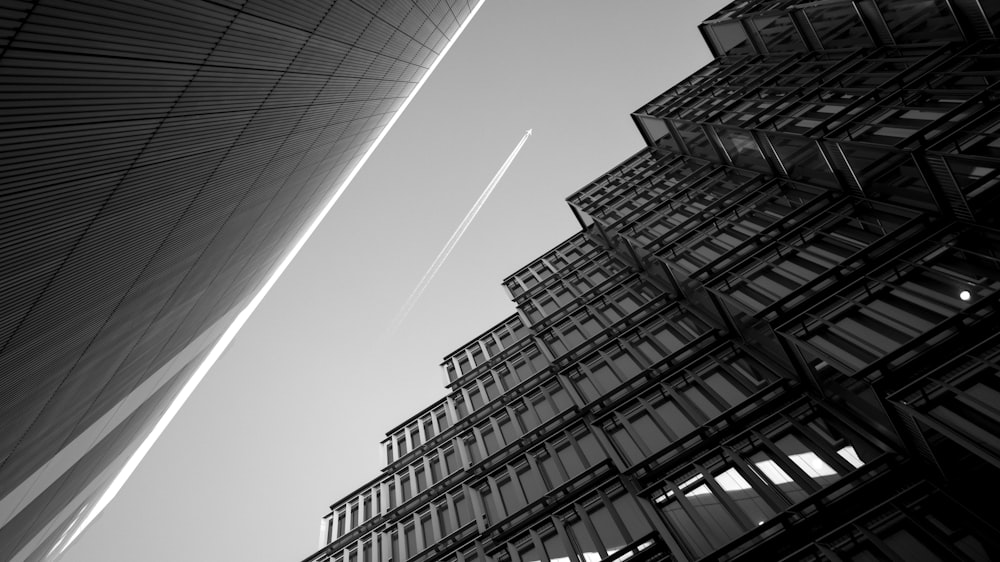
[308, 1, 1000, 561]
[0, 1, 476, 561]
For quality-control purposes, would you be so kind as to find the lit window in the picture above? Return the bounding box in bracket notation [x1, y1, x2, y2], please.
[788, 452, 837, 478]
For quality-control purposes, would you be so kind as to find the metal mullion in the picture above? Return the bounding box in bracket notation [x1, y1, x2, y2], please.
[910, 407, 1000, 470]
[688, 373, 733, 417]
[644, 394, 684, 443]
[755, 430, 825, 494]
[543, 439, 572, 484]
[575, 498, 611, 559]
[718, 350, 775, 393]
[551, 517, 584, 562]
[414, 510, 429, 554]
[894, 502, 969, 562]
[856, 525, 906, 562]
[529, 528, 552, 562]
[615, 410, 654, 459]
[523, 453, 549, 497]
[398, 518, 416, 561]
[662, 377, 713, 426]
[506, 461, 536, 516]
[701, 463, 758, 531]
[600, 486, 637, 544]
[485, 474, 510, 522]
[444, 493, 460, 537]
[785, 415, 858, 475]
[665, 476, 729, 552]
[724, 446, 790, 513]
[689, 186, 829, 280]
[417, 414, 432, 446]
[949, 382, 1000, 421]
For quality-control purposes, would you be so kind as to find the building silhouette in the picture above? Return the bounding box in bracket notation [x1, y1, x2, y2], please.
[0, 2, 479, 560]
[305, 1, 1000, 561]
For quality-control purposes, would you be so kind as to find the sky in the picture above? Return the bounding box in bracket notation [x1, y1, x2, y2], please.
[61, 2, 726, 561]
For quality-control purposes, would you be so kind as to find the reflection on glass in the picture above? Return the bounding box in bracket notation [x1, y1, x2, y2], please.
[837, 446, 865, 469]
[788, 452, 837, 479]
[753, 458, 794, 485]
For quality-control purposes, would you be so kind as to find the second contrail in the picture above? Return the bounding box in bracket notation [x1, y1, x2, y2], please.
[386, 128, 533, 337]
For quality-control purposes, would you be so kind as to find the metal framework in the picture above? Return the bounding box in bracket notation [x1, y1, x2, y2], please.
[305, 1, 1000, 561]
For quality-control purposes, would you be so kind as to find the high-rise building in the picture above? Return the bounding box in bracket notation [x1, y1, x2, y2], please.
[0, 2, 481, 560]
[304, 1, 1000, 561]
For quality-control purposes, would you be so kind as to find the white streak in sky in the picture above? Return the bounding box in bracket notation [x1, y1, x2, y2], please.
[386, 129, 533, 337]
[46, 1, 487, 558]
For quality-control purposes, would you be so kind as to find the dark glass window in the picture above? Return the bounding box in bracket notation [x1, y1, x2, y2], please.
[706, 21, 754, 55]
[517, 461, 546, 502]
[480, 424, 500, 456]
[880, 0, 961, 43]
[497, 474, 526, 515]
[419, 512, 434, 552]
[749, 14, 805, 53]
[576, 430, 606, 467]
[610, 492, 653, 540]
[767, 134, 836, 187]
[454, 491, 473, 525]
[588, 501, 627, 554]
[661, 475, 745, 556]
[403, 523, 417, 559]
[429, 456, 442, 484]
[515, 401, 541, 433]
[498, 413, 520, 446]
[436, 501, 452, 537]
[790, 231, 1000, 374]
[555, 438, 586, 479]
[804, 3, 873, 49]
[443, 446, 460, 474]
[716, 127, 769, 172]
[400, 473, 412, 502]
[538, 451, 564, 489]
[465, 435, 482, 465]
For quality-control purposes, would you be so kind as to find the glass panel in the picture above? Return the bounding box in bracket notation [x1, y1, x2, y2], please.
[716, 128, 769, 172]
[610, 492, 653, 541]
[662, 477, 744, 556]
[454, 492, 473, 525]
[555, 440, 585, 478]
[420, 513, 435, 552]
[588, 502, 626, 555]
[568, 517, 601, 562]
[577, 431, 606, 466]
[498, 475, 527, 515]
[518, 462, 546, 502]
[631, 410, 670, 455]
[654, 399, 696, 438]
[437, 502, 452, 537]
[715, 467, 774, 526]
[768, 134, 836, 187]
[750, 14, 805, 53]
[707, 21, 754, 55]
[805, 3, 873, 49]
[750, 450, 808, 503]
[776, 435, 841, 488]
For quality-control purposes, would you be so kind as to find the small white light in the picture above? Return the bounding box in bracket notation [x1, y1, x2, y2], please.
[757, 521, 765, 526]
[960, 290, 972, 301]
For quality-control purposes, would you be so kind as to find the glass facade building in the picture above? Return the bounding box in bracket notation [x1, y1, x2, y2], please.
[0, 1, 479, 560]
[305, 1, 1000, 561]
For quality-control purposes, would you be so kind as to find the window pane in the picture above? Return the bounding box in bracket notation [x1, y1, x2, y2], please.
[589, 503, 626, 555]
[715, 467, 774, 526]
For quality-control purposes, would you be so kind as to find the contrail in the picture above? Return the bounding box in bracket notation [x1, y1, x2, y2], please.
[386, 129, 533, 337]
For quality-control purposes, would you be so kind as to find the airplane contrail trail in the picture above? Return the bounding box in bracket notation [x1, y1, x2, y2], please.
[386, 129, 533, 337]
